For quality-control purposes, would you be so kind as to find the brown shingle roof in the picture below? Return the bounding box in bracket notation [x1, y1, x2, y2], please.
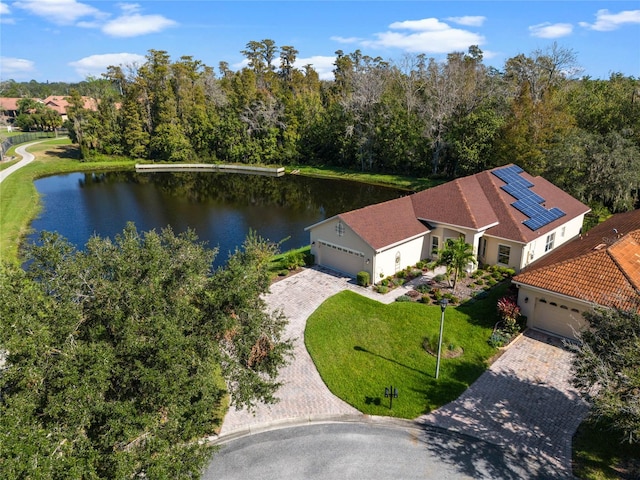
[411, 174, 499, 229]
[514, 209, 640, 311]
[478, 167, 590, 243]
[339, 195, 429, 251]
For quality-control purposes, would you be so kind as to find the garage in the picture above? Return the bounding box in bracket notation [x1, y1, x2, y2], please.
[530, 298, 586, 340]
[316, 240, 367, 278]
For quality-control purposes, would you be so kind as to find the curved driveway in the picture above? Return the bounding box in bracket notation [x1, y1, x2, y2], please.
[214, 266, 589, 478]
[0, 140, 45, 183]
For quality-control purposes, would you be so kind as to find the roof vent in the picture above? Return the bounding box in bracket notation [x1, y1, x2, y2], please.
[593, 243, 607, 250]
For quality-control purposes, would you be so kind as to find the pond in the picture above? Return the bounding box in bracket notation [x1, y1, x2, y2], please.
[28, 171, 407, 268]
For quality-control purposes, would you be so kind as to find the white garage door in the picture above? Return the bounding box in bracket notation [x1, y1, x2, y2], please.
[317, 241, 366, 278]
[531, 298, 585, 340]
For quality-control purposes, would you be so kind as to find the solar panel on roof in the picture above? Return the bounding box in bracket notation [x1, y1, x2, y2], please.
[491, 165, 566, 232]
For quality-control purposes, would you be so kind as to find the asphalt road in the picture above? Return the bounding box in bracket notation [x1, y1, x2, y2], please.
[204, 422, 530, 480]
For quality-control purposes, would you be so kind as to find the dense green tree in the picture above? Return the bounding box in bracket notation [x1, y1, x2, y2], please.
[570, 307, 640, 444]
[0, 225, 292, 478]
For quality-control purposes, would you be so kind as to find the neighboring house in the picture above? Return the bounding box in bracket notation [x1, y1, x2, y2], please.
[0, 98, 22, 121]
[513, 208, 640, 339]
[42, 95, 98, 121]
[306, 164, 590, 282]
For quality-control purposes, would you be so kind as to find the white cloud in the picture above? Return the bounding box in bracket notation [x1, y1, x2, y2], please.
[101, 3, 177, 37]
[446, 16, 486, 27]
[0, 2, 10, 15]
[330, 36, 363, 44]
[579, 9, 640, 31]
[295, 55, 336, 80]
[13, 0, 105, 25]
[0, 1, 14, 23]
[0, 56, 35, 78]
[69, 53, 145, 78]
[529, 22, 573, 38]
[361, 18, 485, 53]
[389, 18, 450, 32]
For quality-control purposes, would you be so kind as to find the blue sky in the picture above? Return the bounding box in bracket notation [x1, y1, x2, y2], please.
[1, 1, 639, 83]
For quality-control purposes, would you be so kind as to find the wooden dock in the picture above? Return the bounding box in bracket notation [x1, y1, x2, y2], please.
[135, 163, 285, 176]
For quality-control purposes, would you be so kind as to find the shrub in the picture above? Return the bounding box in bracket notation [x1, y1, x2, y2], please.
[420, 294, 431, 304]
[433, 273, 446, 283]
[278, 270, 289, 277]
[415, 284, 431, 294]
[356, 271, 370, 287]
[380, 278, 389, 287]
[474, 278, 485, 286]
[376, 285, 389, 294]
[415, 260, 426, 270]
[488, 331, 510, 348]
[432, 288, 443, 301]
[396, 270, 407, 279]
[392, 277, 405, 287]
[395, 295, 413, 302]
[443, 293, 459, 304]
[487, 277, 497, 286]
[471, 270, 483, 279]
[283, 251, 305, 270]
[406, 290, 421, 299]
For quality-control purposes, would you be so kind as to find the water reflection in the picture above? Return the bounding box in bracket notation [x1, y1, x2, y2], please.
[29, 171, 406, 267]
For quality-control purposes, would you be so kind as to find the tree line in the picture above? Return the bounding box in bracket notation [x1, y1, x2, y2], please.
[7, 40, 640, 214]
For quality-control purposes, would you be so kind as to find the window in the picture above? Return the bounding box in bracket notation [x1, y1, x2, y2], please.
[335, 221, 345, 237]
[431, 236, 439, 255]
[497, 245, 510, 265]
[545, 233, 555, 252]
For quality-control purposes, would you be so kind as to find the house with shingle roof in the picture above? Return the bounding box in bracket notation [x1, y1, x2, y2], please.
[513, 208, 640, 339]
[306, 165, 591, 283]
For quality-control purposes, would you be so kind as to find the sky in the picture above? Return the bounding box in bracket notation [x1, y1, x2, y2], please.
[0, 1, 639, 84]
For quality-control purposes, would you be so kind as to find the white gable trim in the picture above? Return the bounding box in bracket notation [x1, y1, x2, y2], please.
[418, 218, 499, 233]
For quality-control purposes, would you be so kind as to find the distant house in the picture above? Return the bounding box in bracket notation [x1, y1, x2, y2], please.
[0, 98, 22, 120]
[513, 208, 640, 339]
[306, 165, 590, 281]
[42, 95, 98, 121]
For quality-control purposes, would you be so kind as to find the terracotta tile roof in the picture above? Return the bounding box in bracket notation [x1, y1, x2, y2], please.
[0, 98, 22, 112]
[42, 95, 98, 115]
[339, 195, 429, 251]
[514, 210, 640, 311]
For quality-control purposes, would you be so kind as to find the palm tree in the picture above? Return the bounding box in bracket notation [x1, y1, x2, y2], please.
[437, 237, 476, 292]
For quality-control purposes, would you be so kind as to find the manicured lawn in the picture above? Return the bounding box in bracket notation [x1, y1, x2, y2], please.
[573, 418, 640, 479]
[305, 283, 507, 419]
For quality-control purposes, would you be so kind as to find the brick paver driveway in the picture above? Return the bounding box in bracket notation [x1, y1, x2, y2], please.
[218, 267, 590, 478]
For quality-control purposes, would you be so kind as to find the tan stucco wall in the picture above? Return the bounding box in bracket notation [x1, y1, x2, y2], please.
[521, 215, 586, 268]
[308, 218, 374, 278]
[373, 236, 428, 282]
[517, 285, 590, 339]
[481, 236, 524, 271]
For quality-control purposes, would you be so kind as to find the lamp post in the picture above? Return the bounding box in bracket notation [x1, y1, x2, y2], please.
[435, 298, 448, 380]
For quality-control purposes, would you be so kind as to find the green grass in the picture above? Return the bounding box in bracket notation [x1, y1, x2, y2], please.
[0, 139, 136, 263]
[573, 418, 640, 479]
[305, 283, 508, 419]
[287, 165, 442, 192]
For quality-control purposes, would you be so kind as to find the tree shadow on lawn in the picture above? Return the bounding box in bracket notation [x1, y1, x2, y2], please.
[353, 345, 427, 376]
